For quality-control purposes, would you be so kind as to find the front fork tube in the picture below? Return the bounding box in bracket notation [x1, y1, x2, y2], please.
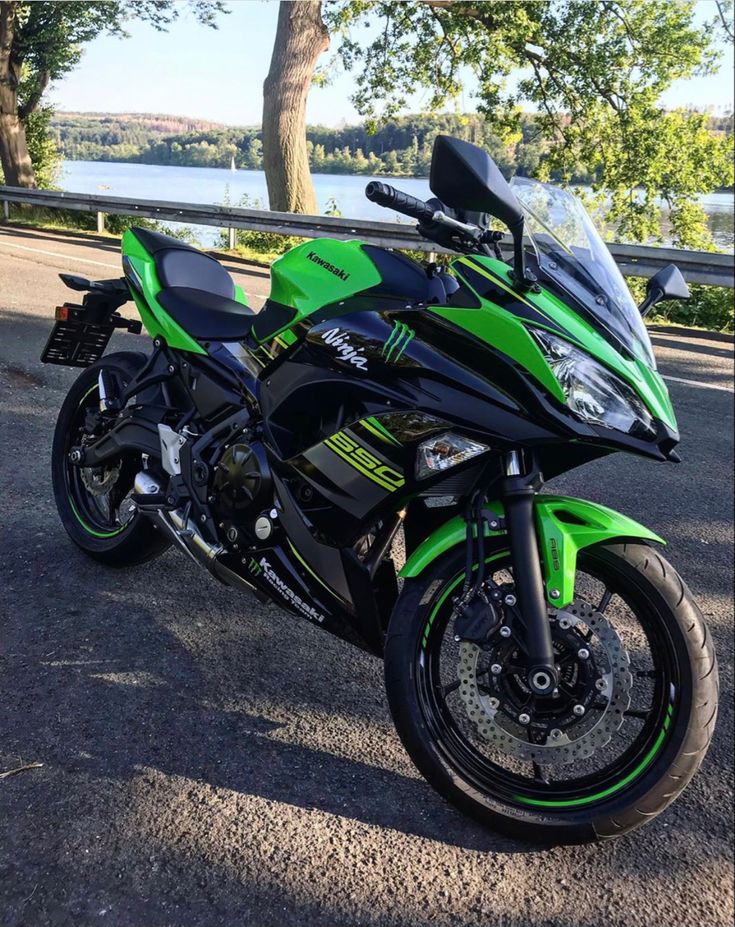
[502, 452, 557, 696]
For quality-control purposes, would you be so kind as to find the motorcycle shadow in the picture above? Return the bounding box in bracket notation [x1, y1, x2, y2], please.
[1, 557, 534, 856]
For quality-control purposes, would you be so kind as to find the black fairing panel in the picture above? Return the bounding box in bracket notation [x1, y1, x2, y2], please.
[256, 304, 584, 543]
[361, 244, 441, 303]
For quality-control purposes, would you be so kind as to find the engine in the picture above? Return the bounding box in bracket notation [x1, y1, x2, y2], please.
[211, 440, 271, 540]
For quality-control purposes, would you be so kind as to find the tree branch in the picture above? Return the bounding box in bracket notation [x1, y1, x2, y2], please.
[18, 68, 50, 118]
[715, 0, 734, 41]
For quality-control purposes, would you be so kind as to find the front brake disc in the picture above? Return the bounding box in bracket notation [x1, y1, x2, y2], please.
[457, 599, 633, 764]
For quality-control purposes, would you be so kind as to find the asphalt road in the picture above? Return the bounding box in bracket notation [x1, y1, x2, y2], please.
[1, 225, 733, 927]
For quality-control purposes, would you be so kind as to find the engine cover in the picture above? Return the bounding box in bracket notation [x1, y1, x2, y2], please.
[211, 441, 271, 530]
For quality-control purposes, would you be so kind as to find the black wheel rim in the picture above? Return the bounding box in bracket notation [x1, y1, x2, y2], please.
[416, 550, 681, 811]
[64, 383, 137, 539]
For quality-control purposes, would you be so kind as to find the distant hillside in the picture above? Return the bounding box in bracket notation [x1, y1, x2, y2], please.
[49, 110, 734, 182]
[50, 112, 243, 160]
[49, 110, 562, 179]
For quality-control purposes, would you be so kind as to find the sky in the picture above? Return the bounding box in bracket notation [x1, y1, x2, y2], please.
[48, 0, 734, 127]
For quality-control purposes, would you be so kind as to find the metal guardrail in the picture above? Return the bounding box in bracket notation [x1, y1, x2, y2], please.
[1, 185, 733, 287]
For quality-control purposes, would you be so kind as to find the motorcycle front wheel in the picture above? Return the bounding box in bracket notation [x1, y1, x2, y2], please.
[384, 541, 718, 844]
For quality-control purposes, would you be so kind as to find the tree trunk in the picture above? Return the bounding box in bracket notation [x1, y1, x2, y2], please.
[0, 1, 36, 187]
[262, 0, 329, 213]
[0, 113, 36, 187]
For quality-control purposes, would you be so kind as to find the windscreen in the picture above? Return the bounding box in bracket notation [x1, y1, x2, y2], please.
[509, 177, 655, 368]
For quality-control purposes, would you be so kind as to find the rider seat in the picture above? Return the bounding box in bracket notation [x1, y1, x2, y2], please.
[131, 227, 255, 341]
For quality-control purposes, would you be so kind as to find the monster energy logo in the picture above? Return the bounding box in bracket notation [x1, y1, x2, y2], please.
[382, 321, 415, 362]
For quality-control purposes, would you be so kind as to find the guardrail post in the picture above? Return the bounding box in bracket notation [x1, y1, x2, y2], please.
[96, 211, 105, 234]
[227, 227, 236, 250]
[2, 200, 8, 222]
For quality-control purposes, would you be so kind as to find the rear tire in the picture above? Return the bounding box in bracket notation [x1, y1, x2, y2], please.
[52, 352, 170, 567]
[384, 541, 718, 844]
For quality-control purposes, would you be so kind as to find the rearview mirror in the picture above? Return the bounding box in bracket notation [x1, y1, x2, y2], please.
[430, 135, 524, 231]
[639, 264, 690, 317]
[430, 136, 533, 289]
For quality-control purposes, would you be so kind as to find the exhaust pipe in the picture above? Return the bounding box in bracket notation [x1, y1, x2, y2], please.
[130, 470, 258, 596]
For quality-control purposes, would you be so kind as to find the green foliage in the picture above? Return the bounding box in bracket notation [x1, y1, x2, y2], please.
[627, 277, 734, 332]
[17, 105, 60, 188]
[324, 196, 342, 217]
[215, 193, 304, 261]
[2, 1, 225, 182]
[323, 0, 734, 249]
[50, 109, 734, 190]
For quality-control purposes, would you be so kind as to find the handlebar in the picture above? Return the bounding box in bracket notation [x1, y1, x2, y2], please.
[365, 180, 507, 259]
[365, 181, 436, 224]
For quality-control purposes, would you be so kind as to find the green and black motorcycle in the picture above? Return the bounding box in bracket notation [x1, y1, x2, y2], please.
[43, 136, 717, 843]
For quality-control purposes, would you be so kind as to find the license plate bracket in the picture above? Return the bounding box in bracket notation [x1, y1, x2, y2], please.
[41, 305, 116, 367]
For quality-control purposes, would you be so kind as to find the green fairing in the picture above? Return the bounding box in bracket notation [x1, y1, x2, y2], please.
[265, 239, 382, 340]
[400, 494, 664, 607]
[233, 283, 249, 306]
[440, 256, 677, 432]
[121, 230, 206, 355]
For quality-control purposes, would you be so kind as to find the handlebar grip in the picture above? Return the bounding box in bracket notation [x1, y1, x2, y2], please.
[365, 181, 436, 223]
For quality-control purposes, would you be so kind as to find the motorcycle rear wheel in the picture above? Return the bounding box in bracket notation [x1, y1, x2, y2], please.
[52, 352, 170, 567]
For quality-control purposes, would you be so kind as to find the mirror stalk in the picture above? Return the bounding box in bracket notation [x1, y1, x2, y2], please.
[509, 219, 538, 292]
[638, 264, 690, 317]
[638, 288, 662, 318]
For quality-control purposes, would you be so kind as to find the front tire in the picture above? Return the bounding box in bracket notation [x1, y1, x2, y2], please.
[384, 542, 718, 844]
[52, 352, 170, 567]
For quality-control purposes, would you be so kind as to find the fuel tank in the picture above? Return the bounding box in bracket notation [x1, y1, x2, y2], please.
[252, 239, 448, 344]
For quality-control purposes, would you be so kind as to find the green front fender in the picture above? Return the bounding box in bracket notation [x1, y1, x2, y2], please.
[399, 495, 665, 608]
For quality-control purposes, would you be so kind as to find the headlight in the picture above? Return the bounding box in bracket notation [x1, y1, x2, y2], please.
[416, 432, 489, 480]
[532, 329, 655, 437]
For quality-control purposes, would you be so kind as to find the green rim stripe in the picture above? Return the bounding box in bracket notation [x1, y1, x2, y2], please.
[362, 417, 402, 447]
[512, 707, 675, 809]
[69, 496, 126, 539]
[324, 437, 397, 491]
[68, 384, 127, 539]
[286, 539, 341, 601]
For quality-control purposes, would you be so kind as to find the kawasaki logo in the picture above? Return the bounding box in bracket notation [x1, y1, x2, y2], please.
[307, 251, 350, 281]
[250, 556, 325, 624]
[320, 327, 368, 371]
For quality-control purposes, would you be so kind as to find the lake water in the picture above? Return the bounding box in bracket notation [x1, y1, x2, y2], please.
[60, 160, 734, 251]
